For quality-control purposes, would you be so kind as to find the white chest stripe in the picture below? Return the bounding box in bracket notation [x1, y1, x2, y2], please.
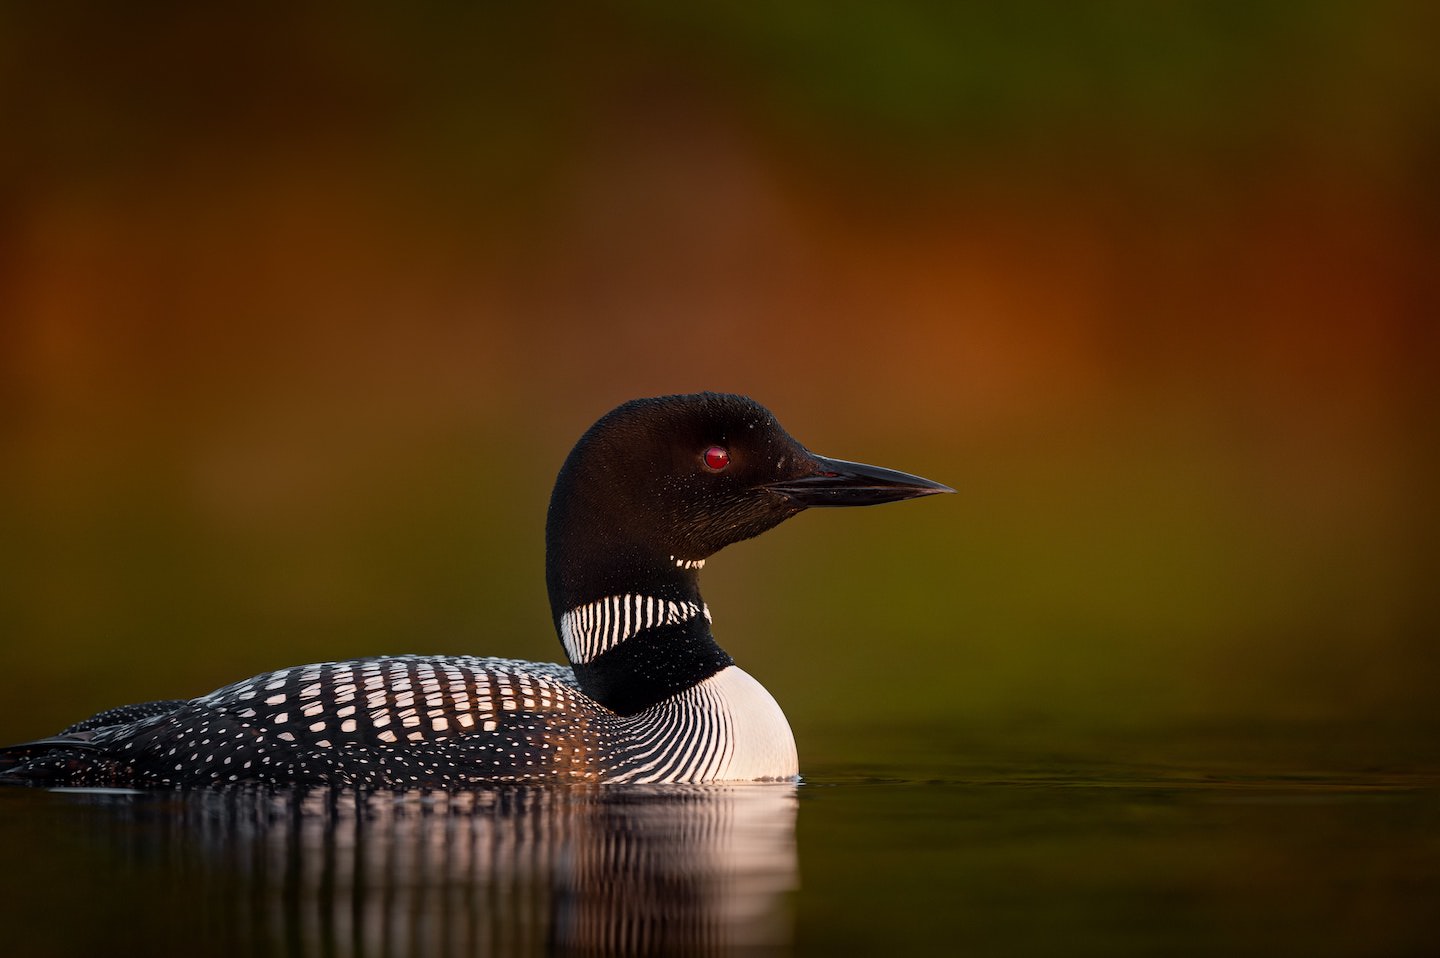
[559, 594, 712, 664]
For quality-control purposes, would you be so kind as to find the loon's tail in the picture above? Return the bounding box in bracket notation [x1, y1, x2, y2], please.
[0, 699, 189, 787]
[0, 737, 107, 785]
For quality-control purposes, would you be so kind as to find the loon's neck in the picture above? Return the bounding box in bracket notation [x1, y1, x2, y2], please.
[564, 594, 732, 715]
[546, 536, 733, 714]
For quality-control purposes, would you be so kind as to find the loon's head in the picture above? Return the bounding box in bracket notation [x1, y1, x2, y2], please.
[544, 393, 952, 616]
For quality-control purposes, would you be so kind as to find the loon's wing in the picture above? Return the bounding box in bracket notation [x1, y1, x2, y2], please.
[0, 657, 602, 788]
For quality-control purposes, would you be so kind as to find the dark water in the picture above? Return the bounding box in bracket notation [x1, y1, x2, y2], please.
[2, 739, 1437, 958]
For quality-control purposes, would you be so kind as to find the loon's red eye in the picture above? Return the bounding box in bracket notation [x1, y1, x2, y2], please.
[702, 445, 730, 471]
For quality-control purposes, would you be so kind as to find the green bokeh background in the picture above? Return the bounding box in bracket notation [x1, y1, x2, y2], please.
[2, 3, 1436, 771]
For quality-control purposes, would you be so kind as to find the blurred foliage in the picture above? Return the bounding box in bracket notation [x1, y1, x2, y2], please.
[0, 2, 1435, 765]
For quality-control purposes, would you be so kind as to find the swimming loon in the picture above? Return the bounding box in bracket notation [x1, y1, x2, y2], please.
[0, 393, 951, 788]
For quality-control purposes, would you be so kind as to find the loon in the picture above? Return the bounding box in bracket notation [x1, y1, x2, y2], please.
[0, 393, 951, 788]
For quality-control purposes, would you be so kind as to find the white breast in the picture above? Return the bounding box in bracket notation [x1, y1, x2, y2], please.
[603, 665, 799, 784]
[697, 666, 798, 782]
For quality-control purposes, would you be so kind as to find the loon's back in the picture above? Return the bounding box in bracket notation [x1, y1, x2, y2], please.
[0, 656, 792, 787]
[1, 393, 950, 789]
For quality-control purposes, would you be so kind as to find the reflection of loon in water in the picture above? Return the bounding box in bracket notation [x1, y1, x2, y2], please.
[66, 783, 798, 956]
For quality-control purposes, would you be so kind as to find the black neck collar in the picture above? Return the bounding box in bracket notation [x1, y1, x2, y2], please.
[568, 613, 733, 715]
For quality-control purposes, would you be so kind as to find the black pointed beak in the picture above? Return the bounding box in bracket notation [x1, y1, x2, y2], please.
[765, 454, 955, 508]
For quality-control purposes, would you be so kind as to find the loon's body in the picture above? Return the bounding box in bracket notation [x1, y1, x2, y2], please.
[0, 394, 949, 788]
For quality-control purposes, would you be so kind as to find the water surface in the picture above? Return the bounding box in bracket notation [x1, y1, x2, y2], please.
[3, 728, 1436, 957]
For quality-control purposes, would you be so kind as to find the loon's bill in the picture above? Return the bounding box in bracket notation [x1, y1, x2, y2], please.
[765, 454, 955, 507]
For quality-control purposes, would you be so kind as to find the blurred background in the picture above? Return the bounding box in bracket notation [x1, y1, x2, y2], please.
[2, 3, 1436, 768]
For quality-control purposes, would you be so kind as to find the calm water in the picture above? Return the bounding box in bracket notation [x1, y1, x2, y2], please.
[2, 731, 1437, 958]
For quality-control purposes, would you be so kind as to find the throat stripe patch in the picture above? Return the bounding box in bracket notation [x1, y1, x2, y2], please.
[560, 594, 708, 664]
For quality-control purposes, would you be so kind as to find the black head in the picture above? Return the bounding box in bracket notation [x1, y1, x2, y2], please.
[544, 393, 952, 616]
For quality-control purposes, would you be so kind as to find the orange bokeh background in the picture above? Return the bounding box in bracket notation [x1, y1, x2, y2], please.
[2, 6, 1435, 756]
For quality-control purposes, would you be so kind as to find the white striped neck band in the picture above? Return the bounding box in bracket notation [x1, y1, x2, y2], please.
[559, 594, 712, 665]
